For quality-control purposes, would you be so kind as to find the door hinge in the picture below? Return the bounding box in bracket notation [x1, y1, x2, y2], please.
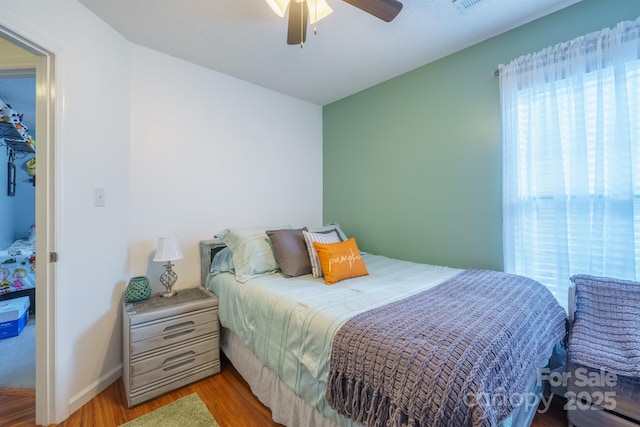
[49, 252, 58, 262]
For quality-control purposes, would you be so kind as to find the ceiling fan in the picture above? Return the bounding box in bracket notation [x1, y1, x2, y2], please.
[266, 0, 403, 46]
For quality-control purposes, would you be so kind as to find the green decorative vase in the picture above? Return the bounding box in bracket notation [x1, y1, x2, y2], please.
[125, 276, 151, 303]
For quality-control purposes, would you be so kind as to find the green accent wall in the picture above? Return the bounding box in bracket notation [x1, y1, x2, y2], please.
[323, 0, 640, 271]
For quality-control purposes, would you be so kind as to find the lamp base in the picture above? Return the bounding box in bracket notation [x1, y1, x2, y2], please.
[159, 262, 178, 298]
[161, 289, 177, 298]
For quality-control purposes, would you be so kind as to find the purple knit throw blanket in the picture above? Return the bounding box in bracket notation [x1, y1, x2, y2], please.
[326, 268, 567, 427]
[569, 274, 640, 377]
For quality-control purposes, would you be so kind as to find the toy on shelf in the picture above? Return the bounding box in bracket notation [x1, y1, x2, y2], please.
[25, 158, 36, 186]
[0, 99, 35, 154]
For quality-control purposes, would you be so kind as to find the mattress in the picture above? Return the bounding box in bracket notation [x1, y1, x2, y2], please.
[221, 326, 548, 427]
[206, 253, 552, 426]
[208, 253, 460, 425]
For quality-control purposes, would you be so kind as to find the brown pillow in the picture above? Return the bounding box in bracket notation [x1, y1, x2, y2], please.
[266, 227, 311, 277]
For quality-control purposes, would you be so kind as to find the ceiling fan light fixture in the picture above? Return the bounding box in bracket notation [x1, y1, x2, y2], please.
[267, 0, 332, 24]
[278, 0, 401, 46]
[266, 0, 289, 17]
[308, 0, 333, 24]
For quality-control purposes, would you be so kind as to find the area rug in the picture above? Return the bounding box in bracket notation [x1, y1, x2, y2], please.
[120, 393, 219, 427]
[0, 315, 35, 389]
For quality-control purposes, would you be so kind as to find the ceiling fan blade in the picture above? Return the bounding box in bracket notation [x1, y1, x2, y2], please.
[343, 0, 403, 22]
[287, 0, 309, 45]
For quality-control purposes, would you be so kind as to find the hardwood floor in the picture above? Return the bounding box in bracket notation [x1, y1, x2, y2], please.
[0, 356, 567, 427]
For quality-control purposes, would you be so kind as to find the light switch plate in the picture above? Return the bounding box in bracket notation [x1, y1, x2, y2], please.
[94, 187, 106, 207]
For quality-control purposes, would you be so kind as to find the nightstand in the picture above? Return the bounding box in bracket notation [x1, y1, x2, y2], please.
[122, 287, 220, 407]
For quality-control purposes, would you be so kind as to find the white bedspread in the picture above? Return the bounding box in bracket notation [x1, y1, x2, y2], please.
[206, 253, 461, 425]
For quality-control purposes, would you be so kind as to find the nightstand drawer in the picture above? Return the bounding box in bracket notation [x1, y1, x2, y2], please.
[128, 361, 220, 407]
[131, 345, 218, 390]
[131, 311, 218, 355]
[130, 334, 219, 378]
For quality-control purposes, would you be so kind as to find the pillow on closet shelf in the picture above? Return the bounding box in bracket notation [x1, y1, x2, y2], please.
[266, 227, 311, 278]
[215, 225, 290, 283]
[27, 224, 35, 242]
[303, 229, 343, 278]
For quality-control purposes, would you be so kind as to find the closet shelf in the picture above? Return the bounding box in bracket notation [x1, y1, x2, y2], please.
[0, 121, 35, 154]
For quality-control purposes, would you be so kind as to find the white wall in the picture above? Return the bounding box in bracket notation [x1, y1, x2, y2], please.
[1, 0, 323, 424]
[128, 45, 323, 290]
[0, 0, 131, 422]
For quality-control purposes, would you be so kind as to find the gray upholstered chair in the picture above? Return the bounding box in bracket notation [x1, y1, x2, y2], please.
[566, 274, 640, 427]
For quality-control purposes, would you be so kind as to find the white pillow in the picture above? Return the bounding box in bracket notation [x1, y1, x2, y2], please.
[215, 226, 290, 283]
[309, 222, 348, 241]
[303, 229, 343, 278]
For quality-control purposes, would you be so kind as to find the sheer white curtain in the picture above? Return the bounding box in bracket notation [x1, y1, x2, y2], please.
[499, 18, 640, 308]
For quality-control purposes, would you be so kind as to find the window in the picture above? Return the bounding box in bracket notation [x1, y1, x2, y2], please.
[499, 19, 640, 308]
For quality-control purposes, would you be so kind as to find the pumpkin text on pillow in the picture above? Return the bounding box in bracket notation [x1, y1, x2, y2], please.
[312, 238, 369, 285]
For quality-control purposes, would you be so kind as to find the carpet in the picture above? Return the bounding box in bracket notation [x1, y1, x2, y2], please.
[0, 315, 35, 389]
[120, 393, 220, 427]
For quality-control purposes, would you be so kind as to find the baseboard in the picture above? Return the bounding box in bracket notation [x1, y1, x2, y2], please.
[68, 363, 122, 416]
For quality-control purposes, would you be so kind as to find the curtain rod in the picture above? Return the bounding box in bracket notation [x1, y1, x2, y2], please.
[493, 18, 639, 79]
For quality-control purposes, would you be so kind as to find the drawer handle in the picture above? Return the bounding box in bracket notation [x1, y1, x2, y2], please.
[164, 329, 195, 341]
[163, 321, 195, 333]
[163, 351, 196, 366]
[163, 358, 195, 372]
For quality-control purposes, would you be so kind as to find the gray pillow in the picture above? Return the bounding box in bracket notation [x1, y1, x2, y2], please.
[266, 227, 311, 278]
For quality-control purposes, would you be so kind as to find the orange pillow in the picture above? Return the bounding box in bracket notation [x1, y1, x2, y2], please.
[313, 238, 369, 285]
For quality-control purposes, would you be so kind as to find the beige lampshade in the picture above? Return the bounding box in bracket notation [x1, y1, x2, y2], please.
[153, 236, 184, 262]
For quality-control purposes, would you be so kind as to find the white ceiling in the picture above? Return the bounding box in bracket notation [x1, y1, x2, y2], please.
[80, 0, 581, 105]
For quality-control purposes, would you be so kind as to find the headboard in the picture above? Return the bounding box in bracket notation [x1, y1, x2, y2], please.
[199, 238, 226, 287]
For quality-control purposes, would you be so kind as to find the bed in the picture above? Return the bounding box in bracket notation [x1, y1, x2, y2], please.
[200, 225, 567, 427]
[0, 237, 36, 313]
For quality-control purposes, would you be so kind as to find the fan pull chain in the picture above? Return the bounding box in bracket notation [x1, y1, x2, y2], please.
[300, 1, 304, 48]
[314, 0, 318, 35]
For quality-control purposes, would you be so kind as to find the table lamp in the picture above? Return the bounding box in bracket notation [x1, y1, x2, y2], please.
[153, 236, 183, 297]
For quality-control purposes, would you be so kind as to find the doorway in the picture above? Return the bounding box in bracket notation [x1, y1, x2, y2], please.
[0, 69, 37, 390]
[0, 26, 56, 426]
